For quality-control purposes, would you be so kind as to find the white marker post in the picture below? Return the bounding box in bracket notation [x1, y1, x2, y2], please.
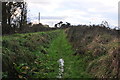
[57, 58, 64, 78]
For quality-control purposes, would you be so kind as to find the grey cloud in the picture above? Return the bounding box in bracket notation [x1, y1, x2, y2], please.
[27, 0, 50, 4]
[30, 16, 67, 20]
[41, 16, 67, 20]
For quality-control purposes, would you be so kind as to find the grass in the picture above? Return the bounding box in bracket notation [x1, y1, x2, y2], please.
[39, 30, 92, 78]
[2, 25, 120, 79]
[2, 29, 92, 79]
[2, 30, 60, 78]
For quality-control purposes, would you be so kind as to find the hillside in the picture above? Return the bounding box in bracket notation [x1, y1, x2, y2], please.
[2, 26, 120, 79]
[2, 30, 60, 78]
[65, 26, 120, 78]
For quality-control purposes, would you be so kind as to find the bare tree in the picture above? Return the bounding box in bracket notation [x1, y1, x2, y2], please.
[101, 21, 109, 27]
[2, 1, 27, 34]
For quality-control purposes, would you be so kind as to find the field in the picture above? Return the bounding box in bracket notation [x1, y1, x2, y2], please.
[2, 26, 120, 79]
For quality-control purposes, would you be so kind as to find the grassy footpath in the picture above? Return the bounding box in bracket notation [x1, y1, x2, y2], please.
[2, 30, 92, 79]
[45, 30, 92, 78]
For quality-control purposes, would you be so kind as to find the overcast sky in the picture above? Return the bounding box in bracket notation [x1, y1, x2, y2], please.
[26, 0, 119, 28]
